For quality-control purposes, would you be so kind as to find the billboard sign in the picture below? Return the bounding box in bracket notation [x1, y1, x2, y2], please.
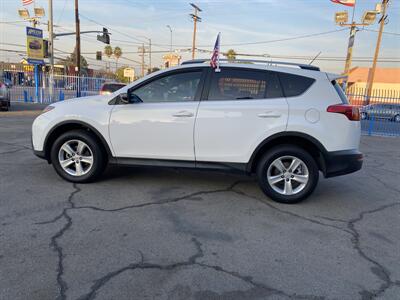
[124, 68, 135, 81]
[26, 26, 44, 65]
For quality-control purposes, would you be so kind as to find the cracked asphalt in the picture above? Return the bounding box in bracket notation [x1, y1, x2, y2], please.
[0, 114, 399, 300]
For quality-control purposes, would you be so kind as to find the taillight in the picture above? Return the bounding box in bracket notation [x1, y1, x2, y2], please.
[327, 104, 360, 121]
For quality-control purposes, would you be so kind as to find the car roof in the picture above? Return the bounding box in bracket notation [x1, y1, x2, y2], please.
[172, 62, 329, 80]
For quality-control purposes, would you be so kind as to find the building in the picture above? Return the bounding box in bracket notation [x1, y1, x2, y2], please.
[347, 67, 400, 92]
[162, 53, 181, 68]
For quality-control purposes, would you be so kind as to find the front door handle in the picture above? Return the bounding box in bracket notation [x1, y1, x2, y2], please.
[172, 111, 194, 117]
[258, 111, 281, 118]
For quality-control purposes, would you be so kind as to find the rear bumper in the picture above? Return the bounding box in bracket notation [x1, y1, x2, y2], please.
[0, 99, 9, 106]
[324, 149, 363, 178]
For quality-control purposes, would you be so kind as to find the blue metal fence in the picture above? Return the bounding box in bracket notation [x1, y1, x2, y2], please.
[346, 87, 400, 137]
[6, 72, 109, 103]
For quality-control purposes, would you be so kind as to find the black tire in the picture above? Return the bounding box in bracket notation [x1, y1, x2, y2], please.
[50, 130, 106, 183]
[394, 114, 400, 123]
[256, 145, 319, 204]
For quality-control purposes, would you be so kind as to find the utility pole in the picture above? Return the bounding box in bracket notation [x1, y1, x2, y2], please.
[341, 2, 357, 90]
[334, 2, 379, 90]
[139, 43, 145, 77]
[74, 0, 81, 75]
[343, 24, 356, 88]
[190, 3, 202, 60]
[48, 0, 54, 101]
[366, 0, 389, 103]
[149, 39, 152, 73]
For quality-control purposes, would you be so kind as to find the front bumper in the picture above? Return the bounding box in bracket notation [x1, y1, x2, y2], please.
[324, 149, 363, 178]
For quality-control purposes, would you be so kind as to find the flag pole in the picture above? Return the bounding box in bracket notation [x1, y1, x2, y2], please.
[216, 32, 221, 72]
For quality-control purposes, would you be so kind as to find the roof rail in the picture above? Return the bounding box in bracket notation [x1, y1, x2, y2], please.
[181, 58, 320, 71]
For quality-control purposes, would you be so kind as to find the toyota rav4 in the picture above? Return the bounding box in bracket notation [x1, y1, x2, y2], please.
[32, 59, 363, 203]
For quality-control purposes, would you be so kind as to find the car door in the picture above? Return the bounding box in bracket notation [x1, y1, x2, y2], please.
[195, 67, 288, 163]
[109, 68, 206, 161]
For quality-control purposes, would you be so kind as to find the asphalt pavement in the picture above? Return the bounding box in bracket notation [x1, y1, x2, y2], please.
[0, 114, 399, 300]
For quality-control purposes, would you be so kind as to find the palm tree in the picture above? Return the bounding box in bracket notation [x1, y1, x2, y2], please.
[113, 47, 122, 69]
[104, 46, 113, 71]
[226, 49, 237, 62]
[104, 45, 113, 58]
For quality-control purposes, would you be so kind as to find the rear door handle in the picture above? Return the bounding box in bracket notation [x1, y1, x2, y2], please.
[258, 111, 281, 118]
[172, 111, 194, 117]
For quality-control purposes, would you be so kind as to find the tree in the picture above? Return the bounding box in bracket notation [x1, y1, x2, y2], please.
[114, 47, 122, 69]
[115, 66, 131, 83]
[225, 49, 237, 62]
[147, 67, 160, 74]
[56, 47, 89, 74]
[104, 45, 113, 58]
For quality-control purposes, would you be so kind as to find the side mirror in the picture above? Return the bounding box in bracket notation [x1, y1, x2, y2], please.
[119, 92, 143, 104]
[120, 92, 128, 101]
[119, 92, 129, 104]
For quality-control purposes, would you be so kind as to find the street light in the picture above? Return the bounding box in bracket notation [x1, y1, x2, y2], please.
[166, 25, 172, 53]
[334, 2, 381, 89]
[18, 6, 45, 27]
[34, 7, 45, 18]
[362, 11, 378, 25]
[335, 11, 348, 24]
[18, 8, 30, 19]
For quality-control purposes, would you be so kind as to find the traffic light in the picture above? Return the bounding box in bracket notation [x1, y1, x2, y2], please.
[43, 39, 49, 58]
[96, 51, 102, 61]
[97, 27, 110, 44]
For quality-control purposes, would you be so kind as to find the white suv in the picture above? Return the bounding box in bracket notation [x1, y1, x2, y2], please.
[32, 60, 363, 203]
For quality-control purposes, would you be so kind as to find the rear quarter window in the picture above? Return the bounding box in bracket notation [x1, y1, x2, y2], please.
[102, 84, 126, 93]
[332, 80, 349, 104]
[278, 73, 315, 97]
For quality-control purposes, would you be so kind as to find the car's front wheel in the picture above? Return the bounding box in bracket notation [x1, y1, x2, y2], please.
[50, 130, 106, 183]
[256, 145, 319, 204]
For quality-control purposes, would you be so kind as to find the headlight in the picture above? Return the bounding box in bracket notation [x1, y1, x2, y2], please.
[41, 105, 55, 115]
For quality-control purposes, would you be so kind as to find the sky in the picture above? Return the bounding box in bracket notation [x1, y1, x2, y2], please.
[1, 0, 399, 74]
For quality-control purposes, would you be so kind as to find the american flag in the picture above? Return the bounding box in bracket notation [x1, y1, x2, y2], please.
[210, 33, 221, 71]
[22, 0, 34, 5]
[330, 0, 355, 7]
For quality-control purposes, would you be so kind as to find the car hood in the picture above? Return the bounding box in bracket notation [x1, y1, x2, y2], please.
[49, 94, 110, 108]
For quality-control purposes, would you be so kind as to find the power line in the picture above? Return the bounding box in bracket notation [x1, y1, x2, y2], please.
[362, 28, 400, 36]
[79, 13, 149, 44]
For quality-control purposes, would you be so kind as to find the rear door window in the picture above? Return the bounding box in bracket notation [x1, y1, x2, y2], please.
[278, 73, 315, 97]
[207, 68, 283, 101]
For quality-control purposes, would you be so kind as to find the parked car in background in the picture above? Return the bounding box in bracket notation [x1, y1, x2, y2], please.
[0, 80, 11, 111]
[3, 78, 13, 88]
[65, 82, 90, 91]
[360, 104, 400, 122]
[100, 82, 126, 95]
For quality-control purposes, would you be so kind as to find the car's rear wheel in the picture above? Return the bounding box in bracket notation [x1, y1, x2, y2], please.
[50, 130, 106, 183]
[256, 145, 319, 204]
[394, 114, 400, 123]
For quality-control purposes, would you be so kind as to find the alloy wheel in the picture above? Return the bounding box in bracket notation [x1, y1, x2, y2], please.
[58, 139, 94, 176]
[267, 156, 309, 195]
